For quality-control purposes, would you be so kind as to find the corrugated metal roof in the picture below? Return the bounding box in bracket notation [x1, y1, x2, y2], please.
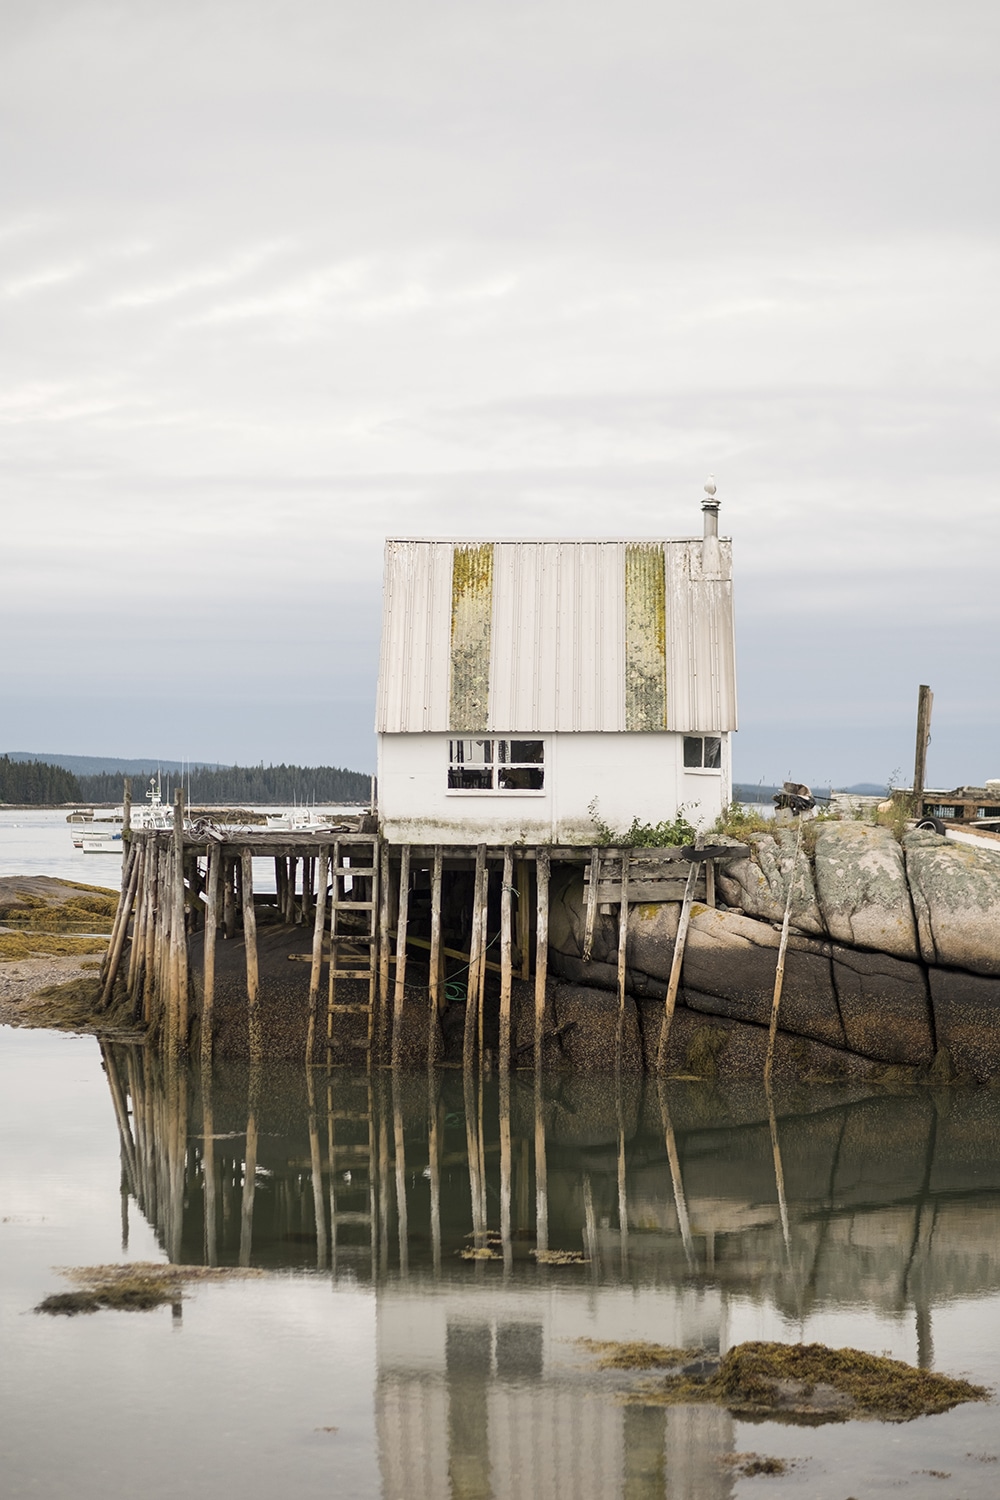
[376, 538, 737, 734]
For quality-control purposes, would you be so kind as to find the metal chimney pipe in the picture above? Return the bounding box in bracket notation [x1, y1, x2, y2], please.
[701, 475, 720, 572]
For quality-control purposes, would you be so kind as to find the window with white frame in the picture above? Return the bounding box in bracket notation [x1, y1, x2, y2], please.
[448, 739, 545, 792]
[683, 735, 722, 770]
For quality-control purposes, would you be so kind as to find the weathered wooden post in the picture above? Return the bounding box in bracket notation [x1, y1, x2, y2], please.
[391, 845, 411, 1069]
[427, 846, 443, 1069]
[656, 860, 699, 1072]
[305, 845, 329, 1064]
[201, 841, 221, 1069]
[533, 848, 550, 1073]
[241, 849, 262, 1067]
[499, 846, 513, 1073]
[913, 683, 934, 809]
[463, 845, 487, 1071]
[764, 818, 805, 1087]
[171, 791, 188, 1050]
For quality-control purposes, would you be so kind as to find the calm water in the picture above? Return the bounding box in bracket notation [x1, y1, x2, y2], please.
[3, 1031, 1000, 1499]
[0, 807, 360, 893]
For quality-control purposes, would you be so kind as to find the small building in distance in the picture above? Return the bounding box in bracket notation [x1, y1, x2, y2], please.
[376, 482, 737, 846]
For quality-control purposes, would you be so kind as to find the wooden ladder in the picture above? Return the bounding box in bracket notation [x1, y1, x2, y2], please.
[326, 833, 380, 1064]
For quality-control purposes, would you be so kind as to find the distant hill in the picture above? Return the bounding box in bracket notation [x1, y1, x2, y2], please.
[1, 754, 371, 805]
[4, 751, 221, 775]
[734, 781, 889, 804]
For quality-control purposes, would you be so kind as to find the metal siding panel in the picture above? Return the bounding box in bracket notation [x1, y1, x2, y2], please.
[624, 542, 667, 731]
[379, 535, 734, 736]
[450, 542, 493, 731]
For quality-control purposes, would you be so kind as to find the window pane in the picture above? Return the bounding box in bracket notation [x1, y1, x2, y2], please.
[498, 767, 544, 790]
[683, 736, 703, 768]
[449, 739, 492, 767]
[448, 767, 494, 790]
[704, 736, 722, 769]
[509, 740, 544, 764]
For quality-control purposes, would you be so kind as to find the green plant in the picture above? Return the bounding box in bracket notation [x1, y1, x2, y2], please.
[587, 798, 696, 848]
[712, 800, 772, 837]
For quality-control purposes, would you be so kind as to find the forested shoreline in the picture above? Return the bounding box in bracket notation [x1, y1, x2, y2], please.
[0, 757, 370, 806]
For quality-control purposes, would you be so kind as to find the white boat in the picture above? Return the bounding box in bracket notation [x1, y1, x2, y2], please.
[72, 777, 174, 852]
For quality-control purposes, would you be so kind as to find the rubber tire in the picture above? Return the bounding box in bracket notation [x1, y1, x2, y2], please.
[916, 817, 947, 835]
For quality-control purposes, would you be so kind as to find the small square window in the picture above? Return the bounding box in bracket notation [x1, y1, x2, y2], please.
[683, 735, 723, 770]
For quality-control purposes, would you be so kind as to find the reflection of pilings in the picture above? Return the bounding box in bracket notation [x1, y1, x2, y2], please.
[239, 1074, 259, 1268]
[429, 1076, 442, 1275]
[616, 1104, 629, 1277]
[393, 1079, 409, 1276]
[307, 1067, 328, 1272]
[446, 1322, 494, 1500]
[534, 1081, 548, 1256]
[767, 1090, 791, 1260]
[465, 1069, 487, 1249]
[623, 1405, 666, 1500]
[658, 1081, 694, 1270]
[583, 1174, 599, 1281]
[101, 1042, 137, 1197]
[500, 1069, 512, 1276]
[201, 1065, 218, 1266]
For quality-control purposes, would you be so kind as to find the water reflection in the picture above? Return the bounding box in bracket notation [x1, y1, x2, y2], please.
[100, 1049, 1000, 1499]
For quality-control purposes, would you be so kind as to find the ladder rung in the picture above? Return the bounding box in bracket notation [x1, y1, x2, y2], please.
[332, 866, 375, 877]
[329, 1003, 371, 1015]
[328, 1110, 369, 1120]
[331, 900, 374, 910]
[328, 968, 375, 980]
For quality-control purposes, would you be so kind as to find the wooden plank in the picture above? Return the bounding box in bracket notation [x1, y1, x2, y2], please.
[517, 856, 530, 980]
[534, 848, 550, 1073]
[172, 792, 188, 1050]
[594, 878, 700, 904]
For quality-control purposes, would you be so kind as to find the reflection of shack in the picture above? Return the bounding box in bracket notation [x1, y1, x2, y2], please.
[375, 1287, 733, 1500]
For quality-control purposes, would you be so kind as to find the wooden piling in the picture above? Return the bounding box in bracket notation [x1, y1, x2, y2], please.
[391, 846, 411, 1070]
[656, 859, 699, 1072]
[305, 846, 329, 1065]
[99, 842, 141, 1011]
[499, 846, 513, 1072]
[377, 843, 392, 1056]
[764, 817, 805, 1087]
[223, 857, 236, 940]
[534, 1079, 548, 1255]
[125, 842, 147, 1004]
[516, 856, 530, 980]
[172, 792, 188, 1049]
[241, 849, 262, 1066]
[201, 842, 221, 1070]
[427, 846, 443, 1069]
[615, 852, 630, 1069]
[142, 839, 160, 1024]
[533, 848, 550, 1074]
[583, 845, 600, 962]
[463, 845, 487, 1071]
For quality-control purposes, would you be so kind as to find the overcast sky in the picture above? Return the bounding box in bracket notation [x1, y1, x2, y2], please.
[2, 0, 997, 786]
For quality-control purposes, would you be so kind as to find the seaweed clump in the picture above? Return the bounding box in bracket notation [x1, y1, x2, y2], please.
[636, 1340, 988, 1423]
[579, 1340, 702, 1371]
[36, 1262, 264, 1315]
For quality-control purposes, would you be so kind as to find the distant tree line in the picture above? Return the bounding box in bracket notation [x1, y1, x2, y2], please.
[77, 763, 371, 806]
[0, 755, 81, 804]
[0, 757, 371, 806]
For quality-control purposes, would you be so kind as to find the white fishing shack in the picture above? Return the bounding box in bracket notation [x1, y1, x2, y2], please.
[376, 484, 737, 846]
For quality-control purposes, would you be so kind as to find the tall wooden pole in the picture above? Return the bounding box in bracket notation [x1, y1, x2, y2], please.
[764, 817, 805, 1088]
[172, 791, 188, 1050]
[463, 846, 486, 1071]
[499, 846, 513, 1073]
[306, 846, 329, 1065]
[241, 849, 262, 1068]
[201, 841, 220, 1070]
[913, 684, 934, 807]
[391, 845, 411, 1070]
[427, 847, 443, 1069]
[533, 849, 550, 1074]
[656, 860, 699, 1072]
